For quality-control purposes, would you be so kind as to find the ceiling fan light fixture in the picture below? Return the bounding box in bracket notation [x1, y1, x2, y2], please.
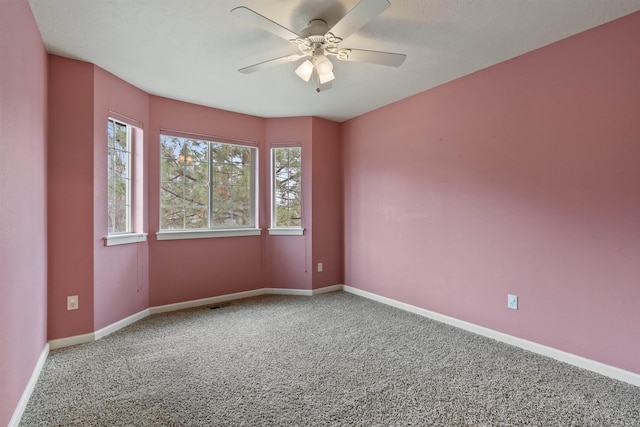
[317, 70, 335, 84]
[295, 59, 314, 82]
[315, 54, 333, 74]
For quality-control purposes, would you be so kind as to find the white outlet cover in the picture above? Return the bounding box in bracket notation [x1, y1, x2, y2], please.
[67, 295, 79, 310]
[507, 294, 518, 310]
[317, 262, 323, 272]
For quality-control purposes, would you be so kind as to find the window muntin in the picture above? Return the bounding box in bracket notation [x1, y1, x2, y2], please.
[160, 134, 256, 231]
[107, 118, 132, 234]
[271, 146, 302, 228]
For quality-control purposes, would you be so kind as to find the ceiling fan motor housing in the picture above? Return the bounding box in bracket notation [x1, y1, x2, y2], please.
[300, 19, 330, 39]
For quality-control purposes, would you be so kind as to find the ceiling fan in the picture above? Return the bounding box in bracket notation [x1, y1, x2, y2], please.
[231, 0, 406, 92]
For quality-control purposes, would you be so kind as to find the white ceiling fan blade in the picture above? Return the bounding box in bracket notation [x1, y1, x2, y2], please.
[239, 54, 304, 74]
[231, 6, 300, 41]
[338, 49, 406, 67]
[326, 0, 390, 41]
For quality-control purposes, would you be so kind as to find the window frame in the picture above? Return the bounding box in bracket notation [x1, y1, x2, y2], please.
[104, 114, 147, 247]
[269, 144, 304, 236]
[107, 117, 132, 234]
[156, 130, 260, 241]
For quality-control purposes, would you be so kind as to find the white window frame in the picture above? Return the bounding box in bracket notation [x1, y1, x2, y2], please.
[269, 144, 304, 236]
[156, 130, 260, 241]
[104, 114, 147, 247]
[107, 118, 132, 233]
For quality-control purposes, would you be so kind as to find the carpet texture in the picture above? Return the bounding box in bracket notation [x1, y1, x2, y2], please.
[20, 292, 640, 426]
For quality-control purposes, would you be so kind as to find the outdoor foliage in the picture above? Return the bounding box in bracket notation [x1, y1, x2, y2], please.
[273, 147, 301, 227]
[160, 135, 254, 229]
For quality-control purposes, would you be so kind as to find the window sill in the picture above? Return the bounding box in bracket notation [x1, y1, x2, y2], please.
[268, 228, 305, 236]
[156, 228, 262, 241]
[104, 233, 148, 247]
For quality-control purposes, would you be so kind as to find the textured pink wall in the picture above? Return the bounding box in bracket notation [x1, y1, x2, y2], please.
[265, 117, 313, 290]
[47, 56, 96, 340]
[311, 118, 343, 289]
[93, 67, 150, 330]
[0, 0, 48, 424]
[343, 12, 640, 373]
[148, 97, 267, 306]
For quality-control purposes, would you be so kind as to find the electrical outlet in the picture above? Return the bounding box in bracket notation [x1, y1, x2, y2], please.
[317, 262, 323, 272]
[67, 295, 79, 310]
[507, 294, 518, 310]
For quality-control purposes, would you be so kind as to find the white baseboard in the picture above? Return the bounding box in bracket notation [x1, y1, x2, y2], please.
[8, 343, 49, 427]
[95, 309, 150, 340]
[264, 287, 313, 296]
[342, 285, 640, 388]
[49, 332, 94, 350]
[149, 285, 341, 314]
[312, 284, 343, 295]
[50, 285, 343, 349]
[149, 289, 266, 314]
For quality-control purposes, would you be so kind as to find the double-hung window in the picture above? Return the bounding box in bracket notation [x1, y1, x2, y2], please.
[269, 145, 303, 235]
[158, 133, 258, 240]
[105, 116, 146, 246]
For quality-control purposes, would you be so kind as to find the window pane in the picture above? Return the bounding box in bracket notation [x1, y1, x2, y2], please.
[210, 144, 253, 227]
[161, 205, 185, 230]
[276, 206, 301, 227]
[160, 157, 183, 184]
[184, 183, 209, 206]
[114, 122, 128, 149]
[108, 120, 115, 147]
[212, 164, 250, 186]
[113, 204, 128, 233]
[212, 185, 251, 226]
[184, 161, 208, 183]
[160, 135, 255, 231]
[160, 184, 183, 205]
[211, 185, 230, 226]
[184, 205, 208, 229]
[108, 203, 129, 234]
[211, 143, 250, 166]
[160, 135, 211, 231]
[107, 118, 131, 234]
[108, 147, 115, 173]
[108, 205, 115, 233]
[114, 149, 129, 178]
[273, 147, 302, 228]
[112, 176, 129, 205]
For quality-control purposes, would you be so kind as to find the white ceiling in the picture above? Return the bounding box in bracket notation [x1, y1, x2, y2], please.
[28, 0, 640, 122]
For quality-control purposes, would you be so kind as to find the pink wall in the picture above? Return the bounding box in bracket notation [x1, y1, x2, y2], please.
[265, 117, 314, 290]
[343, 12, 640, 374]
[93, 67, 150, 330]
[311, 118, 343, 289]
[0, 0, 48, 424]
[47, 56, 95, 340]
[148, 97, 267, 305]
[148, 111, 343, 302]
[44, 63, 345, 320]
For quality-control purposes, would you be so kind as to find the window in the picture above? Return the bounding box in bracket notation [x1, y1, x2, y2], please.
[108, 118, 132, 234]
[158, 133, 257, 239]
[105, 116, 146, 246]
[270, 146, 302, 235]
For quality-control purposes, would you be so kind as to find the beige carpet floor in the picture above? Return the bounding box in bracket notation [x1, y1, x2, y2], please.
[20, 291, 640, 426]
